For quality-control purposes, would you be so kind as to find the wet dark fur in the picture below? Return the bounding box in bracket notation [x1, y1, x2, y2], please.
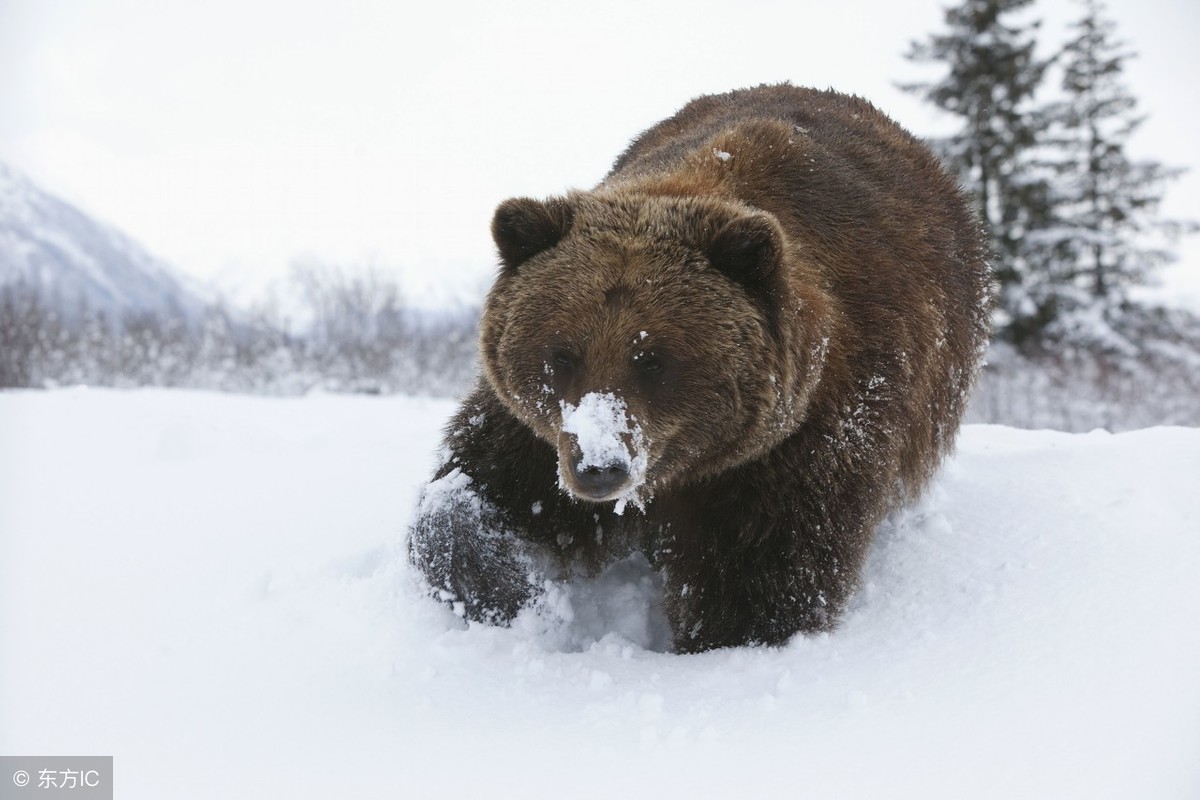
[409, 84, 992, 653]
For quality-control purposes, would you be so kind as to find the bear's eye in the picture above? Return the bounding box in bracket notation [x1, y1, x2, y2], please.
[634, 353, 664, 374]
[549, 348, 577, 370]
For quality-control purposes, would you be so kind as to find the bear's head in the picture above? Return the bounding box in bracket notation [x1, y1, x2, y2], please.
[480, 191, 826, 510]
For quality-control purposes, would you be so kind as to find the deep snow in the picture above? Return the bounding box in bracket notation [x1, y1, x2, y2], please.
[1, 389, 1199, 799]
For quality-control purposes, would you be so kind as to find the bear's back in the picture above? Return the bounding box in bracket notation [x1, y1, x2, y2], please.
[610, 84, 932, 188]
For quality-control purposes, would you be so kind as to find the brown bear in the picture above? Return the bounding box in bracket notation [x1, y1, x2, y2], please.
[408, 84, 992, 653]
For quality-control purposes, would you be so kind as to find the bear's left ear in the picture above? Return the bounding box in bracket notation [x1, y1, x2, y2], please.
[492, 197, 574, 271]
[705, 212, 784, 295]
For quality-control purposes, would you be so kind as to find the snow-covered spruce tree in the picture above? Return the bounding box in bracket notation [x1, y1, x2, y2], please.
[1037, 0, 1196, 349]
[901, 0, 1059, 347]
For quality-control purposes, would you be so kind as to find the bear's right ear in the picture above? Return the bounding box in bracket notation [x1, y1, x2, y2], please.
[491, 197, 574, 271]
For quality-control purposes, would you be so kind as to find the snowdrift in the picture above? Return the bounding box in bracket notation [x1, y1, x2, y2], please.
[1, 390, 1198, 799]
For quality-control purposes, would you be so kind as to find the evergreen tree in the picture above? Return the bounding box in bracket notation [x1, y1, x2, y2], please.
[901, 0, 1057, 346]
[1040, 0, 1195, 343]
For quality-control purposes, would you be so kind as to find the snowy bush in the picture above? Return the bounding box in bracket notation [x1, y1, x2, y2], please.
[0, 272, 480, 398]
[967, 306, 1200, 430]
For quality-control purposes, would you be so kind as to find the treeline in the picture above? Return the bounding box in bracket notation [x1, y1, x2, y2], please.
[904, 0, 1196, 352]
[0, 265, 479, 397]
[5, 263, 1200, 430]
[898, 0, 1200, 429]
[967, 305, 1200, 430]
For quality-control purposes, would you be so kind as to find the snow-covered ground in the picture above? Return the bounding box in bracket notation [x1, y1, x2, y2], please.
[2, 389, 1198, 799]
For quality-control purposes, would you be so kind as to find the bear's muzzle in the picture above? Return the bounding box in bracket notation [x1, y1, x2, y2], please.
[565, 450, 632, 501]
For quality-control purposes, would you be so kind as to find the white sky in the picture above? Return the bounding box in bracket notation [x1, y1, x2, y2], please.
[2, 0, 1198, 308]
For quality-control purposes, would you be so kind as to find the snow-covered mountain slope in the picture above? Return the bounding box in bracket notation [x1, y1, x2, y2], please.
[1, 389, 1198, 799]
[0, 162, 206, 320]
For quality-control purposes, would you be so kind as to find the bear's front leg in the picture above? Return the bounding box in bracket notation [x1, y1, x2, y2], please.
[661, 538, 856, 653]
[655, 484, 871, 653]
[408, 465, 548, 624]
[408, 384, 595, 625]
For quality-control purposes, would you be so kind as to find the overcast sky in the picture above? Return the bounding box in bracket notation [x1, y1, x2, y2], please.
[2, 0, 1197, 308]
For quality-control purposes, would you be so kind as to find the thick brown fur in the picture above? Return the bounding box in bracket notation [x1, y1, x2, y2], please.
[409, 84, 992, 653]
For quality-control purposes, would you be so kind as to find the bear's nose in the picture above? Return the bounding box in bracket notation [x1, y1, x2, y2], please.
[572, 459, 630, 498]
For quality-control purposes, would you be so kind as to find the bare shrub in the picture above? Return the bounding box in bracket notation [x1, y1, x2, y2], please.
[0, 265, 480, 398]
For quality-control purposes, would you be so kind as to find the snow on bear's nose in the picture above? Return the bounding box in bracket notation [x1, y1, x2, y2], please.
[558, 391, 649, 513]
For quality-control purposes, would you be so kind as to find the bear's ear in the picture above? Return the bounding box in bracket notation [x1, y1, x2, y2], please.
[704, 212, 784, 294]
[492, 197, 574, 270]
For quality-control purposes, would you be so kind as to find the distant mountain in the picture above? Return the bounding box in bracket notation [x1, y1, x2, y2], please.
[0, 162, 207, 321]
